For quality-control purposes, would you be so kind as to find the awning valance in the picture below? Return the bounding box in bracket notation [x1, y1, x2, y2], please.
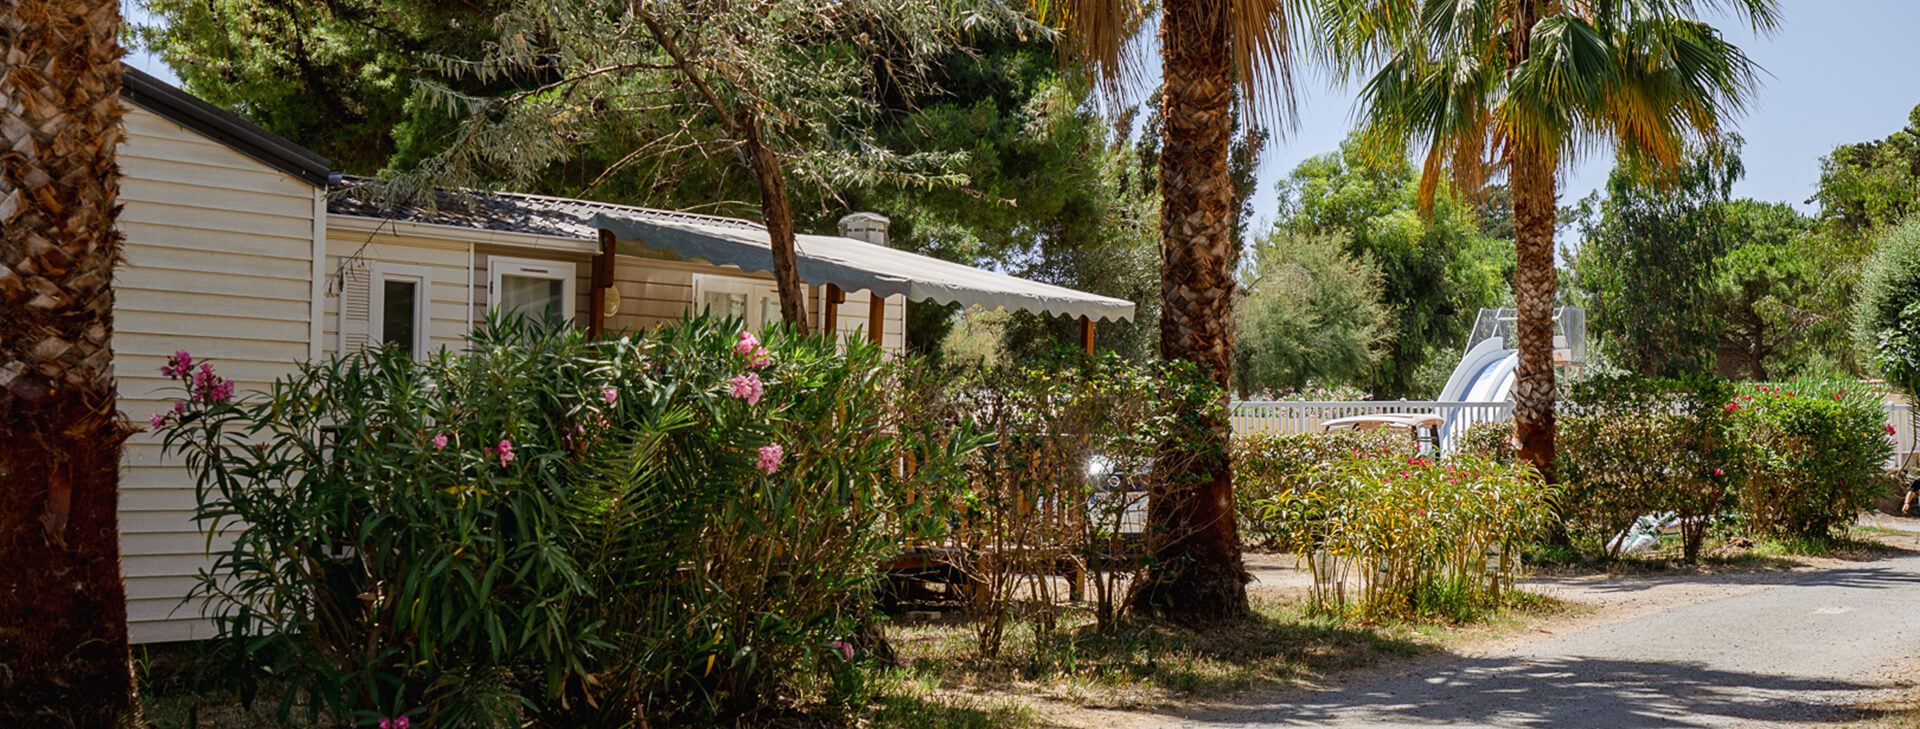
[590, 213, 1137, 323]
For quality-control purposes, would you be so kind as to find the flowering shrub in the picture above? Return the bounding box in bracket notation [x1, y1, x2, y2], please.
[1559, 376, 1743, 562]
[156, 315, 969, 725]
[1260, 451, 1556, 619]
[1232, 429, 1416, 547]
[923, 351, 1217, 647]
[1730, 379, 1892, 540]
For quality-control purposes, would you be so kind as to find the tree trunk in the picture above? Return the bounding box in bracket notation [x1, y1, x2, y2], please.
[0, 1, 141, 725]
[1509, 140, 1558, 480]
[1127, 0, 1248, 623]
[738, 106, 810, 336]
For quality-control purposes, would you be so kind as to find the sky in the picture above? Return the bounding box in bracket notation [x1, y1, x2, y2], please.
[125, 0, 1920, 242]
[1243, 0, 1920, 240]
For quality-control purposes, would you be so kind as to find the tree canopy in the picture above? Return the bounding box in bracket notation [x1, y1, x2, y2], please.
[1269, 138, 1510, 397]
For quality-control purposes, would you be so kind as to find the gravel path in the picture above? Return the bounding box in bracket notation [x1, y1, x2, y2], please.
[1183, 540, 1920, 728]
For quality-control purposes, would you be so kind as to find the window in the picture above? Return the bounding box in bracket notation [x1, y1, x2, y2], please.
[369, 263, 431, 359]
[691, 274, 783, 330]
[489, 257, 577, 324]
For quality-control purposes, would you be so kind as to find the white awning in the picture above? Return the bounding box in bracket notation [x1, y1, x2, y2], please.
[591, 213, 1137, 322]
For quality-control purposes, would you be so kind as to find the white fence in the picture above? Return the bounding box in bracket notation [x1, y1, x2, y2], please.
[1229, 400, 1515, 453]
[1891, 401, 1916, 472]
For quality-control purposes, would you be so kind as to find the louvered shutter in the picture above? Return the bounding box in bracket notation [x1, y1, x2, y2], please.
[338, 264, 372, 354]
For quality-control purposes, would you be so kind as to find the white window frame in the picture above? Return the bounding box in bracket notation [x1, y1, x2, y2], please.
[691, 273, 782, 330]
[488, 256, 577, 324]
[369, 263, 432, 360]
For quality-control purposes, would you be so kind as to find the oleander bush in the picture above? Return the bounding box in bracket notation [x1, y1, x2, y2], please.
[156, 315, 975, 727]
[1232, 429, 1416, 547]
[1258, 451, 1557, 620]
[1729, 380, 1892, 541]
[1558, 376, 1743, 562]
[933, 351, 1218, 650]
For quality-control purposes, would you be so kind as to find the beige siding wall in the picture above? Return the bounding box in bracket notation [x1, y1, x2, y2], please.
[115, 106, 320, 644]
[321, 230, 474, 356]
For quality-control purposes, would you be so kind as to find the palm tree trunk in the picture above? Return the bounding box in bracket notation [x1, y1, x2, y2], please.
[1127, 0, 1248, 623]
[1510, 140, 1558, 480]
[0, 0, 140, 725]
[738, 106, 811, 336]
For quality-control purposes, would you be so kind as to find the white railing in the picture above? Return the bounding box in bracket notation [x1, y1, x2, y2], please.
[1230, 400, 1515, 452]
[1890, 401, 1916, 472]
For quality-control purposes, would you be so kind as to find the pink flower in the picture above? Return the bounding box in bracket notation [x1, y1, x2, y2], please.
[1888, 424, 1900, 436]
[757, 443, 784, 474]
[1725, 403, 1739, 411]
[729, 373, 764, 406]
[488, 439, 515, 466]
[395, 717, 409, 729]
[828, 640, 854, 661]
[1714, 468, 1725, 476]
[378, 720, 391, 729]
[748, 346, 770, 369]
[1400, 471, 1409, 477]
[1417, 509, 1428, 516]
[734, 330, 761, 357]
[602, 387, 619, 405]
[160, 350, 193, 377]
[149, 412, 166, 428]
[432, 433, 449, 450]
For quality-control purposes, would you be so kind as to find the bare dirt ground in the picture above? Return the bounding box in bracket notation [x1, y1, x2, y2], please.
[1039, 524, 1920, 729]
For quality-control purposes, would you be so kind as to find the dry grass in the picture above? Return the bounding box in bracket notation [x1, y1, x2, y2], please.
[883, 590, 1569, 712]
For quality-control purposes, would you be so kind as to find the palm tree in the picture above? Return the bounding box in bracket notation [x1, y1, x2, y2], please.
[0, 1, 141, 724]
[1329, 0, 1777, 476]
[1035, 0, 1300, 621]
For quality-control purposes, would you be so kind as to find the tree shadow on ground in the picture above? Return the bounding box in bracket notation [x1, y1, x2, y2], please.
[892, 605, 1430, 703]
[1183, 654, 1888, 728]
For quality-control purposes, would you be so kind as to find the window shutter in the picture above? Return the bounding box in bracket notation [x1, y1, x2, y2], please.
[338, 264, 372, 354]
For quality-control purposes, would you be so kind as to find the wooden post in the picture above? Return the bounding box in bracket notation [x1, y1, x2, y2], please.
[869, 291, 885, 345]
[1079, 316, 1095, 354]
[823, 283, 844, 335]
[588, 229, 616, 338]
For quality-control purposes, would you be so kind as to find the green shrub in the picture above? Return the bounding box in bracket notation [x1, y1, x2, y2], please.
[156, 316, 971, 726]
[1855, 216, 1920, 458]
[1559, 376, 1742, 562]
[1456, 421, 1515, 463]
[936, 351, 1217, 648]
[1258, 451, 1557, 620]
[1730, 380, 1892, 541]
[1232, 429, 1416, 547]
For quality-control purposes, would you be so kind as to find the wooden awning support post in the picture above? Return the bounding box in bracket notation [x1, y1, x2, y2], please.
[868, 292, 885, 345]
[588, 229, 616, 338]
[823, 283, 844, 336]
[1079, 316, 1095, 354]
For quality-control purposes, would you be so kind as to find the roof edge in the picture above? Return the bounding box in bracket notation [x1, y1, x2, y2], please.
[120, 66, 333, 188]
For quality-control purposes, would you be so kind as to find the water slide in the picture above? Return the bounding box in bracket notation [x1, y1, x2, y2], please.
[1432, 307, 1585, 447]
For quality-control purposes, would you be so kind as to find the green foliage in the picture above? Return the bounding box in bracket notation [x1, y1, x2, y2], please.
[1456, 421, 1515, 464]
[156, 316, 973, 725]
[1559, 376, 1743, 562]
[1855, 217, 1920, 400]
[1268, 139, 1512, 397]
[1730, 381, 1893, 541]
[1259, 452, 1558, 620]
[1571, 138, 1743, 377]
[1233, 231, 1393, 395]
[1232, 429, 1417, 547]
[1814, 103, 1920, 242]
[937, 351, 1221, 647]
[1705, 203, 1824, 381]
[135, 0, 510, 174]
